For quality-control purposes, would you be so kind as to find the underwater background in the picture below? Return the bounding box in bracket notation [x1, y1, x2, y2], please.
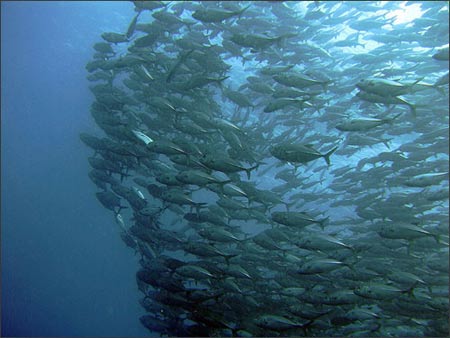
[2, 1, 449, 337]
[2, 1, 148, 336]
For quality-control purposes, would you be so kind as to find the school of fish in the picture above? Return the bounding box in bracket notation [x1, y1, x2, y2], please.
[81, 1, 449, 336]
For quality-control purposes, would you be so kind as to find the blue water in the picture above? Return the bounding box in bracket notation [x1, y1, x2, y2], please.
[1, 1, 148, 336]
[2, 1, 449, 336]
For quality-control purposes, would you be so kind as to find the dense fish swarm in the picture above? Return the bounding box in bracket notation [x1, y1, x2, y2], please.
[82, 1, 449, 336]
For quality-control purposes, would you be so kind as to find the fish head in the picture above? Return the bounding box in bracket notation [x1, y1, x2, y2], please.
[271, 211, 287, 223]
[184, 213, 199, 222]
[356, 78, 375, 91]
[269, 145, 282, 158]
[147, 184, 163, 198]
[176, 172, 188, 181]
[192, 10, 206, 21]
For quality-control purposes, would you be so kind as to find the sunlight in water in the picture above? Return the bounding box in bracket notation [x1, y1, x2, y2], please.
[385, 2, 424, 25]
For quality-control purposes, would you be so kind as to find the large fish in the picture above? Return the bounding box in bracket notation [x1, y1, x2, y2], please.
[356, 77, 424, 97]
[192, 5, 250, 23]
[101, 32, 128, 44]
[200, 153, 259, 180]
[254, 315, 311, 331]
[404, 172, 449, 187]
[335, 113, 402, 131]
[432, 46, 449, 60]
[230, 32, 296, 49]
[274, 72, 331, 90]
[95, 191, 127, 214]
[271, 211, 328, 228]
[356, 91, 417, 116]
[270, 143, 338, 166]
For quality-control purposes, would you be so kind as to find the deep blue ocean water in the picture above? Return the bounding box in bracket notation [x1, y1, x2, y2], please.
[2, 1, 449, 337]
[1, 1, 148, 336]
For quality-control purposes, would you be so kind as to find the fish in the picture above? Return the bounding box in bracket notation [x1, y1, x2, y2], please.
[82, 2, 450, 337]
[160, 190, 207, 211]
[356, 91, 417, 116]
[432, 46, 449, 60]
[254, 315, 311, 331]
[166, 49, 194, 83]
[271, 211, 329, 228]
[274, 72, 331, 90]
[183, 242, 238, 263]
[434, 71, 449, 86]
[296, 258, 348, 274]
[378, 222, 442, 243]
[133, 1, 166, 12]
[132, 130, 153, 145]
[270, 143, 339, 166]
[175, 264, 214, 280]
[101, 32, 128, 44]
[263, 98, 309, 113]
[176, 169, 231, 187]
[404, 172, 449, 187]
[176, 74, 230, 91]
[230, 32, 297, 50]
[126, 12, 140, 39]
[198, 226, 242, 243]
[95, 191, 127, 214]
[93, 42, 114, 54]
[200, 153, 259, 180]
[336, 113, 403, 131]
[354, 283, 415, 300]
[297, 233, 354, 252]
[356, 77, 424, 96]
[192, 5, 250, 23]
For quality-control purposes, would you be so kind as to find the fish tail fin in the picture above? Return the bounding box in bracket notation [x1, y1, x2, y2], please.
[214, 76, 230, 95]
[318, 216, 330, 229]
[120, 172, 132, 182]
[407, 103, 417, 118]
[183, 20, 194, 31]
[433, 233, 448, 245]
[411, 77, 425, 86]
[194, 202, 208, 216]
[404, 282, 418, 298]
[245, 168, 252, 180]
[300, 320, 314, 336]
[245, 162, 263, 180]
[323, 146, 338, 166]
[216, 180, 232, 195]
[433, 234, 440, 244]
[322, 79, 333, 91]
[224, 253, 239, 266]
[116, 205, 128, 214]
[284, 200, 296, 211]
[275, 36, 284, 48]
[217, 75, 230, 87]
[276, 33, 296, 48]
[237, 4, 251, 18]
[387, 112, 403, 124]
[433, 84, 446, 95]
